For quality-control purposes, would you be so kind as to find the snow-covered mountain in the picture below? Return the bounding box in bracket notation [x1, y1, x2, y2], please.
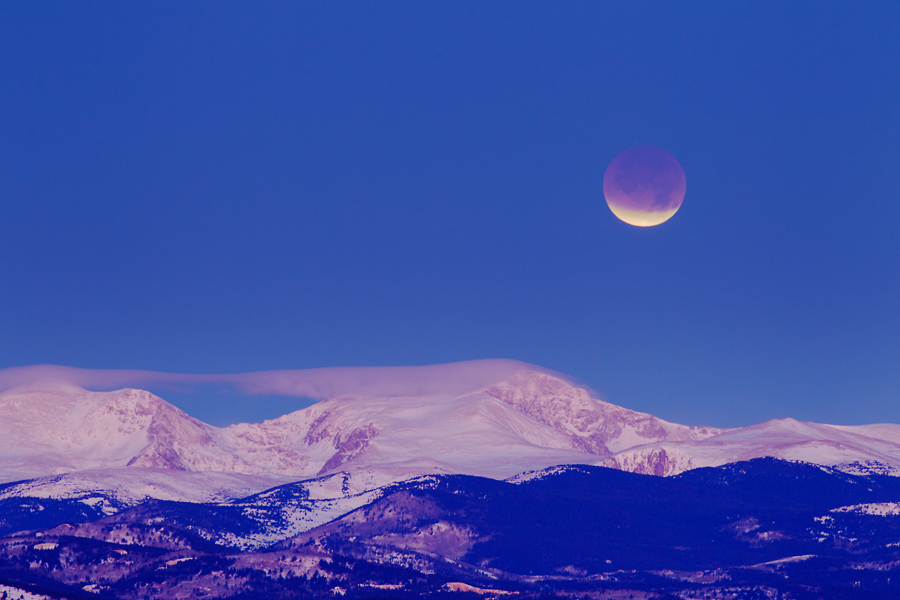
[2, 366, 900, 505]
[3, 363, 899, 599]
[0, 370, 721, 490]
[0, 382, 303, 480]
[601, 417, 900, 476]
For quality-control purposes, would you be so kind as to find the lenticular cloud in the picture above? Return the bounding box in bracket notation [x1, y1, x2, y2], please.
[0, 359, 562, 400]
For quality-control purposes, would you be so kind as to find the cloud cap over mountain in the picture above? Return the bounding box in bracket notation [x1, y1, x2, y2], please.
[0, 360, 570, 400]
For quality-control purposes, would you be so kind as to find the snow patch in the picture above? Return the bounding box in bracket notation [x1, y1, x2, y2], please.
[832, 502, 900, 516]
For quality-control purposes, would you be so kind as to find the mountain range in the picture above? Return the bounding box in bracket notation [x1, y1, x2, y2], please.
[2, 367, 899, 500]
[2, 363, 900, 598]
[4, 459, 900, 599]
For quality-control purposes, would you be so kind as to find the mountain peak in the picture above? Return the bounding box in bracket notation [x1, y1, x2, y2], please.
[481, 370, 724, 455]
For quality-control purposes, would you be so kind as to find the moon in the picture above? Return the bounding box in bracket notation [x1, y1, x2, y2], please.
[603, 146, 686, 227]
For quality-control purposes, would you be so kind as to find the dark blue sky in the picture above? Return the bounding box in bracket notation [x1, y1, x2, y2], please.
[2, 2, 898, 427]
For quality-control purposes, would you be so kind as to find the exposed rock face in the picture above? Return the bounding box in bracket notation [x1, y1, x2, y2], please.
[126, 441, 187, 470]
[319, 424, 380, 474]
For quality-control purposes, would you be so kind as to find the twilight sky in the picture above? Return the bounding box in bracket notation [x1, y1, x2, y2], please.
[1, 2, 899, 428]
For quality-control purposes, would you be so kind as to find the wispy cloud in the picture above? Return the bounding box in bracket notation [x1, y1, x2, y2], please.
[0, 359, 563, 400]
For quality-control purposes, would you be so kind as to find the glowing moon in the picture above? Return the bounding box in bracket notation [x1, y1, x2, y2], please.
[603, 146, 686, 227]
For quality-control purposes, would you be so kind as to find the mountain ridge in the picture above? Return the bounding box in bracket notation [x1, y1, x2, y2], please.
[2, 366, 899, 503]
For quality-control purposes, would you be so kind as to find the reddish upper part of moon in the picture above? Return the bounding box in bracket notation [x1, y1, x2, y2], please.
[603, 146, 686, 227]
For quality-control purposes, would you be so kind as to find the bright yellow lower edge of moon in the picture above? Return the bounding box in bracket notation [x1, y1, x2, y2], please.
[607, 203, 680, 227]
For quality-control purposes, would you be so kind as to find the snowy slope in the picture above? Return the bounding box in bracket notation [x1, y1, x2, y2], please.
[0, 468, 292, 506]
[221, 370, 728, 486]
[0, 383, 308, 482]
[2, 367, 900, 505]
[481, 371, 724, 453]
[601, 418, 900, 476]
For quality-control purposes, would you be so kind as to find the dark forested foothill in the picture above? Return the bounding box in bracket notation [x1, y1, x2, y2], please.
[2, 459, 900, 599]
